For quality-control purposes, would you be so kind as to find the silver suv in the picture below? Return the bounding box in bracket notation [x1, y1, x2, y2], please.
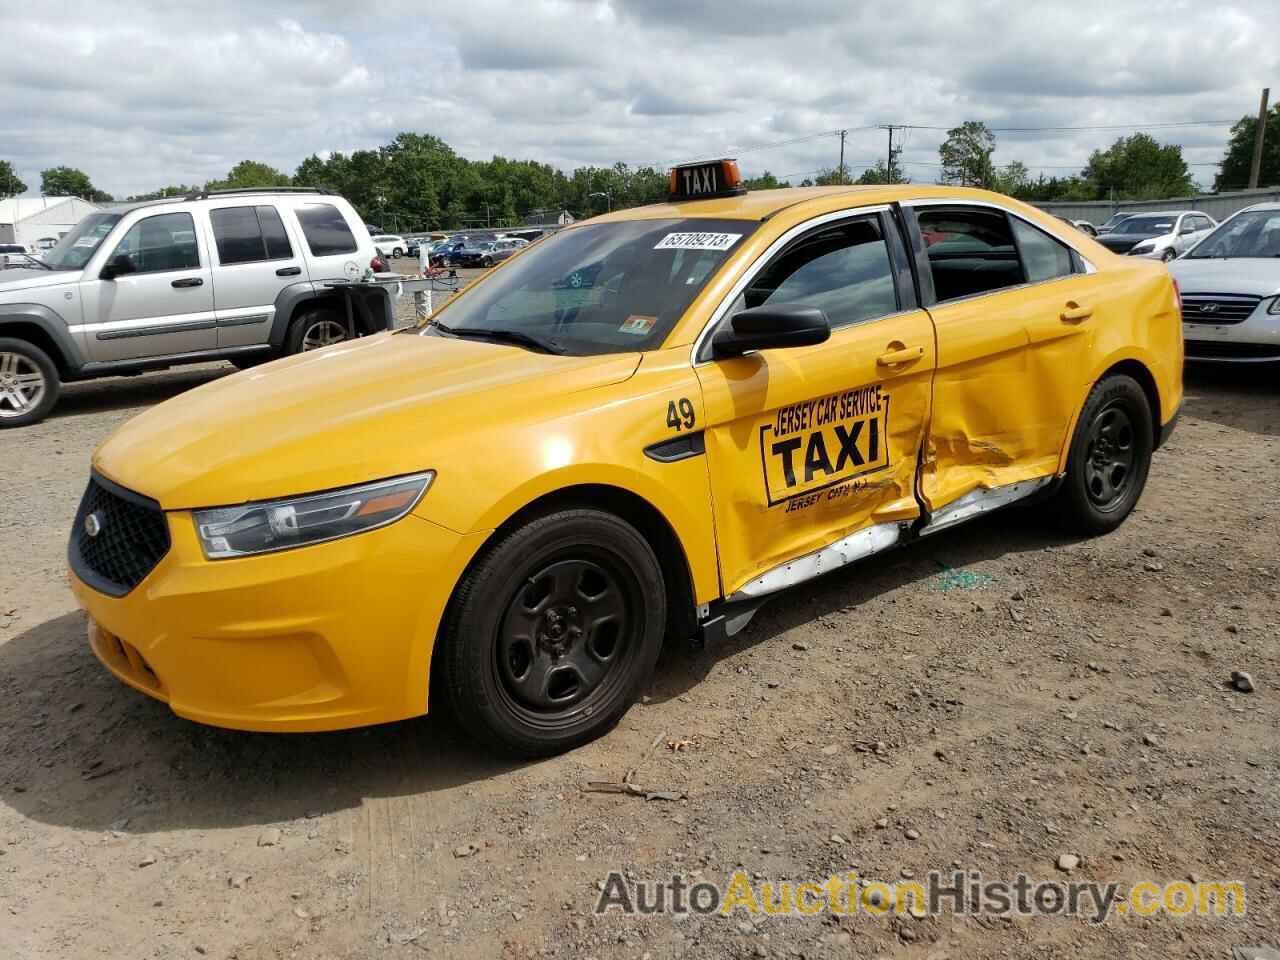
[0, 188, 390, 427]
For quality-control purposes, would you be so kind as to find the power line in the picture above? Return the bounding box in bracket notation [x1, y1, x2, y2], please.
[895, 120, 1237, 132]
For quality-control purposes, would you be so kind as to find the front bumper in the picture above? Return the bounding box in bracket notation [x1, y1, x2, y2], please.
[69, 507, 485, 732]
[1183, 305, 1280, 364]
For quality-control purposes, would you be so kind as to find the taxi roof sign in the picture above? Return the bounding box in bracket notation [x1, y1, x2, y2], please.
[668, 159, 746, 201]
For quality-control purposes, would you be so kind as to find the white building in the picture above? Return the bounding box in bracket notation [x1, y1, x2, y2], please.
[0, 197, 102, 249]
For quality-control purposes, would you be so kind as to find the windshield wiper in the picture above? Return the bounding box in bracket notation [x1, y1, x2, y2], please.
[429, 320, 564, 354]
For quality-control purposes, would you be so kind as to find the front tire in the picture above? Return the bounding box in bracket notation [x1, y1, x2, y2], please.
[392, 247, 403, 259]
[1161, 248, 1176, 262]
[0, 337, 60, 428]
[440, 508, 667, 757]
[1052, 374, 1153, 535]
[285, 308, 348, 355]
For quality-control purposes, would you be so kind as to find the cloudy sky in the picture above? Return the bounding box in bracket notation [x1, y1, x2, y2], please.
[2, 0, 1276, 198]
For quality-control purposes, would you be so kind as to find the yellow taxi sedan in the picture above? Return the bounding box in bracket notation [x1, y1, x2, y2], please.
[68, 160, 1183, 756]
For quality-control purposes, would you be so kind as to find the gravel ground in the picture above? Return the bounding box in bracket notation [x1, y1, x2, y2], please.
[0, 363, 1276, 960]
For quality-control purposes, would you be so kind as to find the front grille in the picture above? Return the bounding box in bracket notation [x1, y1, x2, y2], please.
[69, 475, 171, 596]
[1185, 340, 1280, 360]
[1181, 294, 1262, 326]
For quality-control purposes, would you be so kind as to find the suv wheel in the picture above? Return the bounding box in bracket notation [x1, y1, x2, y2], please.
[440, 508, 667, 757]
[0, 338, 60, 428]
[392, 247, 404, 259]
[1052, 374, 1153, 535]
[286, 308, 348, 354]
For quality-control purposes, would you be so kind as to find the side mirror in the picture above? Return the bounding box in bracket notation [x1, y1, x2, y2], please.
[711, 303, 831, 359]
[100, 253, 136, 280]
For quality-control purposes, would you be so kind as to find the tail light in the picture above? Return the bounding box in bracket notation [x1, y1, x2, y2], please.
[370, 256, 388, 273]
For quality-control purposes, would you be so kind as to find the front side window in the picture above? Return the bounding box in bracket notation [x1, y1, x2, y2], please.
[1010, 218, 1075, 283]
[109, 212, 200, 274]
[296, 203, 358, 256]
[211, 205, 293, 264]
[42, 212, 122, 270]
[917, 207, 1023, 301]
[735, 215, 898, 330]
[420, 218, 757, 355]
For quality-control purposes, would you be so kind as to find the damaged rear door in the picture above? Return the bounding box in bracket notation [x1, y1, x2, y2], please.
[903, 202, 1099, 526]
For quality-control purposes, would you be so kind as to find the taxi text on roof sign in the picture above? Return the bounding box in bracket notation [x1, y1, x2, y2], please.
[668, 159, 746, 201]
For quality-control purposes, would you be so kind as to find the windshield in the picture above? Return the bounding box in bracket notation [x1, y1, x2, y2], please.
[1185, 209, 1280, 259]
[1114, 216, 1174, 235]
[43, 213, 122, 270]
[420, 218, 756, 355]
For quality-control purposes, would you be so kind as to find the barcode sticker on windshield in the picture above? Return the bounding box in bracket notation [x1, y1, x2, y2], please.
[654, 232, 742, 252]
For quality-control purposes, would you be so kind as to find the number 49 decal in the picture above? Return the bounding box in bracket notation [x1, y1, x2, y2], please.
[666, 398, 696, 431]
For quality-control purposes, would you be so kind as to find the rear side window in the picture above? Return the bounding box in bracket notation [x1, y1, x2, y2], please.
[917, 208, 1023, 301]
[210, 206, 294, 265]
[1010, 218, 1075, 283]
[743, 215, 898, 330]
[296, 203, 358, 256]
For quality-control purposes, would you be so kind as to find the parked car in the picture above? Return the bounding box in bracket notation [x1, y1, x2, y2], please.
[1098, 213, 1132, 233]
[0, 188, 389, 427]
[455, 238, 525, 267]
[372, 234, 408, 258]
[1127, 212, 1216, 261]
[1170, 203, 1280, 365]
[1071, 220, 1099, 237]
[1095, 211, 1216, 261]
[66, 158, 1181, 756]
[0, 243, 37, 269]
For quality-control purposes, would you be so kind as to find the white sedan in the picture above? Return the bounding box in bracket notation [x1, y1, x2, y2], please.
[1125, 211, 1217, 262]
[1170, 203, 1280, 365]
[371, 234, 408, 258]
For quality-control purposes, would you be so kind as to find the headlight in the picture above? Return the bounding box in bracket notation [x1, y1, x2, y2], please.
[1268, 296, 1280, 315]
[194, 472, 434, 559]
[1129, 241, 1156, 255]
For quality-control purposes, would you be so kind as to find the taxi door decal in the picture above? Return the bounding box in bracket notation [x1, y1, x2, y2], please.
[760, 384, 892, 508]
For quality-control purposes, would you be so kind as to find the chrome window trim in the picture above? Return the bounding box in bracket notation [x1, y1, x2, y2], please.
[689, 203, 896, 365]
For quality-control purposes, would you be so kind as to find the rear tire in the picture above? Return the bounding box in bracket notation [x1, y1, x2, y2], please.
[392, 248, 403, 259]
[1052, 374, 1153, 536]
[0, 337, 60, 428]
[285, 308, 348, 355]
[440, 508, 666, 757]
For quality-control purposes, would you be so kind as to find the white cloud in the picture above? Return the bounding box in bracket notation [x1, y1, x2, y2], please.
[1, 0, 1276, 197]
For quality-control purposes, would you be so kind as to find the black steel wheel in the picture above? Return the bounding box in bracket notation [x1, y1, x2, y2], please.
[440, 508, 666, 757]
[1053, 374, 1154, 535]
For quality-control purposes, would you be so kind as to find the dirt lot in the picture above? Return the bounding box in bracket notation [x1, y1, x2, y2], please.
[0, 363, 1276, 960]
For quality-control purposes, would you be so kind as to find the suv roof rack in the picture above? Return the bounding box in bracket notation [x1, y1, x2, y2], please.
[183, 186, 332, 201]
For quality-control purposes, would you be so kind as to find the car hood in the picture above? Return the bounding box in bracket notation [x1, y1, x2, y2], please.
[0, 268, 80, 294]
[1096, 233, 1156, 252]
[1169, 258, 1280, 297]
[93, 332, 642, 510]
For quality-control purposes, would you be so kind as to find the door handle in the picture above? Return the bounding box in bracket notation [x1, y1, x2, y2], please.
[1061, 301, 1093, 323]
[276, 266, 302, 277]
[876, 345, 924, 366]
[171, 277, 204, 288]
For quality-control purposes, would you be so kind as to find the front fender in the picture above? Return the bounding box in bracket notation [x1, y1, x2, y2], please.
[0, 302, 86, 371]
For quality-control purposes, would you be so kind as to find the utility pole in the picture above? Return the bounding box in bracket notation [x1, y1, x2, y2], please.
[838, 129, 848, 184]
[878, 124, 905, 184]
[1248, 87, 1270, 190]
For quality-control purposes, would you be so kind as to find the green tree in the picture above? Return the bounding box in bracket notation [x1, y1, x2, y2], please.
[939, 122, 997, 187]
[936, 120, 993, 186]
[205, 160, 292, 192]
[1082, 134, 1195, 200]
[742, 170, 792, 190]
[991, 161, 1030, 196]
[855, 160, 908, 185]
[40, 165, 111, 201]
[1214, 105, 1280, 191]
[0, 160, 26, 197]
